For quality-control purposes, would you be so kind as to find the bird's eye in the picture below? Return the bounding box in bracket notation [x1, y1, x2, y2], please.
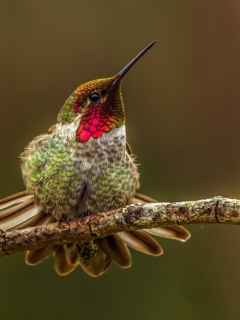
[89, 93, 100, 102]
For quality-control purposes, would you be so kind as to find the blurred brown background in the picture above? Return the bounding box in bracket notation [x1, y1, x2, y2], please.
[1, 0, 240, 319]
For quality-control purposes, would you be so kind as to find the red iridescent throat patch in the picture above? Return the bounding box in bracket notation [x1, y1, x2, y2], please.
[76, 103, 114, 143]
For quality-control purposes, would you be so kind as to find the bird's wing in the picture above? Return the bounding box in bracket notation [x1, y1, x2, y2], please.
[0, 192, 53, 231]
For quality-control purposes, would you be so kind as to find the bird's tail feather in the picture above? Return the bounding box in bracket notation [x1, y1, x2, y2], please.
[0, 191, 190, 276]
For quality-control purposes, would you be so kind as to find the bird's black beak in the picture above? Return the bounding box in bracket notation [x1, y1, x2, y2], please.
[112, 40, 157, 86]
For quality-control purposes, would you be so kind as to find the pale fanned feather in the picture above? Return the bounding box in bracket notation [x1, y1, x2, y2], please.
[26, 245, 54, 265]
[78, 248, 112, 277]
[64, 243, 79, 266]
[0, 192, 54, 231]
[145, 226, 191, 242]
[0, 191, 29, 204]
[53, 245, 78, 276]
[32, 214, 55, 227]
[97, 235, 132, 268]
[0, 204, 43, 231]
[0, 192, 34, 218]
[132, 192, 157, 204]
[115, 230, 163, 256]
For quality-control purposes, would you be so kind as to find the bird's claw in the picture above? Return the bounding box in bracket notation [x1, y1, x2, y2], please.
[58, 214, 71, 228]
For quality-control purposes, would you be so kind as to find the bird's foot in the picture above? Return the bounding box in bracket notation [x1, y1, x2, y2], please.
[79, 210, 93, 218]
[58, 214, 71, 228]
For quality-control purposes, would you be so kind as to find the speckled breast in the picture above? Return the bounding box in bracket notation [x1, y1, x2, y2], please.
[21, 124, 139, 219]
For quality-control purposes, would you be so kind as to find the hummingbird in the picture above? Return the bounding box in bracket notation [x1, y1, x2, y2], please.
[0, 41, 190, 276]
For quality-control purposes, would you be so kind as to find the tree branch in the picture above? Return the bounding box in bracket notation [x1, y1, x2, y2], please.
[0, 196, 239, 257]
